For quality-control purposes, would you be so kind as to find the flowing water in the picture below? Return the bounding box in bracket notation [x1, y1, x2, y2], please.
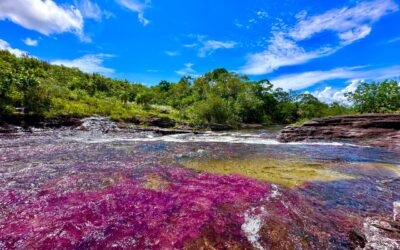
[0, 128, 399, 249]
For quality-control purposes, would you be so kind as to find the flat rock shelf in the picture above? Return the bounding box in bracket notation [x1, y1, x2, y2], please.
[278, 114, 400, 149]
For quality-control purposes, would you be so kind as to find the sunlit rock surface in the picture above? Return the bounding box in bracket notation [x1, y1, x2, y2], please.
[278, 114, 400, 149]
[0, 129, 399, 249]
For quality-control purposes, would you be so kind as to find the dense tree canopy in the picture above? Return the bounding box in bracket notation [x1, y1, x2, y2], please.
[1, 50, 398, 127]
[345, 80, 400, 113]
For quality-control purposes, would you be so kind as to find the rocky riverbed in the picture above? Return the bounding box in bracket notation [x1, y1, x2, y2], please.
[0, 117, 399, 249]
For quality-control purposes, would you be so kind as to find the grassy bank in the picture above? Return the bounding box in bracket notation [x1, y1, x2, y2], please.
[1, 50, 398, 128]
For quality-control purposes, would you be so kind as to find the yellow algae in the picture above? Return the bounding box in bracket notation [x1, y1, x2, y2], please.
[181, 157, 353, 188]
[143, 174, 169, 191]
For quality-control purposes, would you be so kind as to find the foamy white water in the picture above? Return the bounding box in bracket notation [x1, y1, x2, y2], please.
[63, 131, 361, 147]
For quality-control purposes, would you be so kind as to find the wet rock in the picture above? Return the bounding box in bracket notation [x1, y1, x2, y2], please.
[146, 117, 177, 128]
[394, 201, 400, 222]
[76, 116, 120, 133]
[129, 125, 199, 135]
[71, 116, 199, 136]
[207, 123, 233, 131]
[361, 217, 400, 250]
[240, 123, 264, 129]
[0, 122, 18, 133]
[44, 117, 82, 128]
[348, 229, 366, 249]
[278, 114, 400, 149]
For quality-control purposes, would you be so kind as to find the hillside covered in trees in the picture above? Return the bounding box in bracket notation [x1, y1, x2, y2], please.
[0, 50, 399, 128]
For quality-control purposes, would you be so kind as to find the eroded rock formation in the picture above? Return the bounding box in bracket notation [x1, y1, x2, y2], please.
[278, 114, 400, 149]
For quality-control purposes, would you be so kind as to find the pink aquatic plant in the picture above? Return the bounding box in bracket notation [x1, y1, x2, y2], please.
[0, 167, 271, 249]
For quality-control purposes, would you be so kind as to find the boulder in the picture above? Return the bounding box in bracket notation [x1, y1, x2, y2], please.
[207, 123, 233, 131]
[240, 123, 264, 129]
[44, 117, 82, 128]
[76, 116, 120, 133]
[0, 122, 18, 133]
[278, 114, 400, 149]
[146, 117, 176, 128]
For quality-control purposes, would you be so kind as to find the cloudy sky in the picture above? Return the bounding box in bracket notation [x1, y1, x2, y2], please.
[0, 0, 399, 102]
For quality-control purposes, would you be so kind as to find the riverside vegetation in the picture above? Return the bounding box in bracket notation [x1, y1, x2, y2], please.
[1, 50, 399, 129]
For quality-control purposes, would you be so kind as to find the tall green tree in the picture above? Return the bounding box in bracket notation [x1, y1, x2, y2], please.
[346, 81, 400, 113]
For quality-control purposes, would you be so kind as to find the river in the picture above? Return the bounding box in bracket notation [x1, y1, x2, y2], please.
[0, 128, 399, 249]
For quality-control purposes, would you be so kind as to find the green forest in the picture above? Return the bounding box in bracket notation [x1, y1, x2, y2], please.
[0, 50, 399, 128]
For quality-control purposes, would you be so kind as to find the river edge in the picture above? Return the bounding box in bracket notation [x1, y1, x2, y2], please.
[278, 114, 400, 150]
[1, 114, 400, 150]
[0, 115, 271, 135]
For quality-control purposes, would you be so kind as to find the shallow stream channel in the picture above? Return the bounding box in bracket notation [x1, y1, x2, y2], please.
[1, 127, 399, 249]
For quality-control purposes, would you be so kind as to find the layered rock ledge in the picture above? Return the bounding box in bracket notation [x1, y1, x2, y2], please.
[278, 114, 400, 149]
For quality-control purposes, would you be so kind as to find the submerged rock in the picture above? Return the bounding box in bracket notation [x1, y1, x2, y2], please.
[0, 122, 19, 133]
[361, 217, 400, 250]
[278, 114, 400, 149]
[181, 156, 353, 187]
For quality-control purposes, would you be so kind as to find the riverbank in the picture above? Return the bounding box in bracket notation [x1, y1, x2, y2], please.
[0, 115, 272, 136]
[3, 114, 400, 150]
[278, 114, 400, 149]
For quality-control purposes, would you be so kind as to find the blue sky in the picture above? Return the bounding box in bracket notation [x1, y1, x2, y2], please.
[0, 0, 400, 102]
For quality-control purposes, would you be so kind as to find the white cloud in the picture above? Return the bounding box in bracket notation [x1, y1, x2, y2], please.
[76, 0, 113, 21]
[184, 35, 237, 57]
[311, 80, 361, 104]
[23, 38, 38, 46]
[0, 39, 27, 57]
[175, 63, 197, 76]
[198, 40, 237, 58]
[234, 20, 249, 30]
[256, 11, 268, 19]
[165, 51, 179, 57]
[290, 0, 397, 43]
[51, 54, 115, 75]
[241, 32, 337, 75]
[240, 0, 398, 75]
[183, 43, 197, 48]
[116, 0, 150, 26]
[0, 0, 84, 39]
[271, 65, 400, 90]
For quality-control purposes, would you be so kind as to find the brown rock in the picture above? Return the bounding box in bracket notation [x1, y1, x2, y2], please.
[278, 114, 400, 149]
[207, 123, 233, 131]
[142, 117, 177, 128]
[394, 201, 400, 222]
[240, 123, 264, 129]
[361, 217, 400, 249]
[44, 117, 83, 128]
[348, 229, 367, 249]
[0, 122, 18, 133]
